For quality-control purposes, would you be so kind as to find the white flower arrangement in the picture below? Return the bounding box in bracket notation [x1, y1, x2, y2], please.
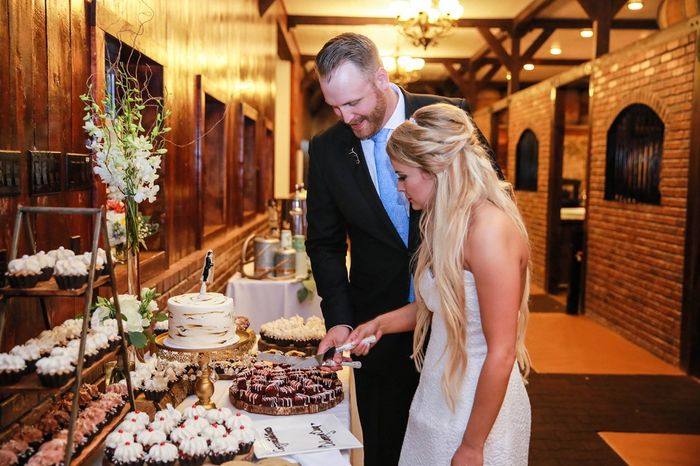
[92, 287, 166, 348]
[81, 64, 170, 253]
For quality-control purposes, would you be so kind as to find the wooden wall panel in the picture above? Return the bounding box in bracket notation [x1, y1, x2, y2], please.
[0, 0, 282, 349]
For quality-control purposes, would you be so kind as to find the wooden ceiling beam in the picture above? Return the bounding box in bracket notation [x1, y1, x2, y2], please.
[528, 58, 587, 66]
[443, 61, 471, 99]
[513, 0, 557, 33]
[477, 27, 514, 71]
[522, 27, 555, 62]
[258, 0, 275, 17]
[577, 0, 629, 57]
[287, 16, 657, 31]
[300, 54, 471, 65]
[529, 18, 657, 30]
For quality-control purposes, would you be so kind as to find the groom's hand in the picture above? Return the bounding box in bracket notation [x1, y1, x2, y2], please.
[317, 325, 350, 372]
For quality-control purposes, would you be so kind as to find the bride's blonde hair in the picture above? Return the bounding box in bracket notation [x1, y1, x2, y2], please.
[387, 103, 531, 411]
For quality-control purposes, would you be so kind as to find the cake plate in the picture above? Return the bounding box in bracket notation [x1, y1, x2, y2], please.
[155, 333, 242, 409]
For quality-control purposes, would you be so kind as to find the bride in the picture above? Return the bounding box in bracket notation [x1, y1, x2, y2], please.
[343, 103, 531, 466]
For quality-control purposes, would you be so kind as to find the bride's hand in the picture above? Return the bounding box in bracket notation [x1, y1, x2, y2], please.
[344, 320, 382, 356]
[451, 443, 483, 466]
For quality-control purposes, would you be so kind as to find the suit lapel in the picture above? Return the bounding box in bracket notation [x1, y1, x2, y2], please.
[340, 127, 406, 248]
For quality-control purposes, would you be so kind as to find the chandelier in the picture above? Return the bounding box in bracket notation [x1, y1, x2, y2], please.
[382, 54, 425, 86]
[391, 0, 464, 50]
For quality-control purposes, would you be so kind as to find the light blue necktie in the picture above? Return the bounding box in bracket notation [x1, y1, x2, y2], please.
[371, 128, 414, 302]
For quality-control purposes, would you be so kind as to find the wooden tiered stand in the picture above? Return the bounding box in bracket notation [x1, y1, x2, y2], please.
[0, 205, 136, 465]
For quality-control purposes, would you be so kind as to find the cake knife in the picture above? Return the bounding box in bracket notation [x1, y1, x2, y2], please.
[291, 335, 377, 369]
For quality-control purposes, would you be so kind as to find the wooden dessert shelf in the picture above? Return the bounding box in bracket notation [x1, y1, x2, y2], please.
[0, 275, 109, 297]
[0, 348, 120, 394]
[71, 402, 129, 466]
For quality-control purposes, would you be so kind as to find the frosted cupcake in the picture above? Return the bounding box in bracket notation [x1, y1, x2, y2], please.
[47, 247, 75, 262]
[136, 427, 167, 452]
[78, 249, 106, 275]
[201, 423, 228, 442]
[145, 441, 178, 466]
[154, 406, 182, 427]
[111, 440, 144, 466]
[188, 416, 210, 435]
[143, 377, 168, 403]
[35, 356, 74, 387]
[59, 318, 84, 341]
[5, 255, 42, 288]
[206, 407, 232, 426]
[53, 258, 88, 290]
[224, 411, 253, 432]
[168, 423, 197, 446]
[33, 251, 56, 281]
[9, 344, 41, 373]
[231, 425, 255, 454]
[177, 436, 208, 466]
[0, 449, 18, 466]
[123, 410, 150, 428]
[208, 434, 238, 464]
[105, 428, 134, 460]
[182, 404, 207, 420]
[0, 354, 26, 385]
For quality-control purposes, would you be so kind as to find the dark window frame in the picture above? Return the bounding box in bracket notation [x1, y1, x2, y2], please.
[515, 129, 539, 192]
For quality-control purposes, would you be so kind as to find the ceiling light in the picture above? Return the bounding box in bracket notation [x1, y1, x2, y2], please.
[549, 44, 562, 55]
[392, 0, 464, 50]
[506, 72, 511, 81]
[382, 53, 425, 85]
[580, 29, 594, 38]
[523, 63, 535, 71]
[627, 1, 644, 10]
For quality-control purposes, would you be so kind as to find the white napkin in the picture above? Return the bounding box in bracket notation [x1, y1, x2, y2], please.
[289, 450, 350, 466]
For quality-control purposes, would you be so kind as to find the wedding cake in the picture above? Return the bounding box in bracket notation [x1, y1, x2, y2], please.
[166, 292, 239, 349]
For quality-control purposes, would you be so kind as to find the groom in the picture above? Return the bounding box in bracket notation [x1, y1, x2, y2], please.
[306, 33, 497, 466]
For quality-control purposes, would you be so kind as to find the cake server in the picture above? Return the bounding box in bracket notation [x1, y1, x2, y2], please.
[255, 351, 362, 369]
[292, 335, 378, 369]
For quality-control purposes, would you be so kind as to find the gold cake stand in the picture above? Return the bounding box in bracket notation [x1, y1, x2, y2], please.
[155, 329, 255, 409]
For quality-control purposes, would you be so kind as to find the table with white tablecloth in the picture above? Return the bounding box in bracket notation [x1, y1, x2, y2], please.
[175, 367, 362, 466]
[226, 272, 322, 331]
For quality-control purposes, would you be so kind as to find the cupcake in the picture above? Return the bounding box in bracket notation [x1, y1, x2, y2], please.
[47, 247, 74, 263]
[188, 416, 210, 435]
[123, 410, 150, 428]
[10, 344, 41, 374]
[224, 411, 253, 432]
[25, 439, 66, 466]
[33, 252, 56, 281]
[14, 426, 44, 451]
[231, 425, 255, 454]
[0, 449, 18, 466]
[168, 423, 197, 446]
[5, 255, 42, 288]
[143, 377, 168, 403]
[154, 406, 181, 427]
[208, 434, 238, 464]
[201, 423, 228, 442]
[144, 441, 178, 466]
[0, 439, 32, 465]
[148, 416, 175, 436]
[111, 440, 144, 466]
[106, 382, 129, 400]
[53, 257, 88, 290]
[0, 354, 27, 385]
[59, 318, 84, 341]
[78, 249, 105, 275]
[182, 404, 207, 420]
[205, 407, 232, 426]
[177, 436, 208, 466]
[136, 427, 167, 452]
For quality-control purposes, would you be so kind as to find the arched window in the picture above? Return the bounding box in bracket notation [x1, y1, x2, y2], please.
[605, 104, 663, 204]
[515, 129, 538, 191]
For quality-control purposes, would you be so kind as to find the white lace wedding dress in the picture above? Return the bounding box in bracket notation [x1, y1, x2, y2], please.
[399, 271, 531, 466]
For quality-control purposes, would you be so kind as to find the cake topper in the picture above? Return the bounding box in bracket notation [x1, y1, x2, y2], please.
[198, 249, 214, 299]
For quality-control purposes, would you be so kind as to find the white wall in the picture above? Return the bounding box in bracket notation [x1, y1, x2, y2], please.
[274, 60, 291, 198]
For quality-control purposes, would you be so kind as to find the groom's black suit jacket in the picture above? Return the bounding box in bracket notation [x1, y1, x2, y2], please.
[307, 89, 482, 374]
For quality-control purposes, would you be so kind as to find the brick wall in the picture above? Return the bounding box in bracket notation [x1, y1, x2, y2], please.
[507, 86, 554, 290]
[585, 28, 696, 365]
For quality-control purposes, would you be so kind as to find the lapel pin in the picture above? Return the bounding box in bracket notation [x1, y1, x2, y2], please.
[348, 147, 360, 165]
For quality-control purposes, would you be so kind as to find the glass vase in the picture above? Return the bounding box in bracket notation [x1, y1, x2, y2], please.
[124, 197, 141, 296]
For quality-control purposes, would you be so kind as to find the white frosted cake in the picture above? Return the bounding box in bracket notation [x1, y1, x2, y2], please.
[166, 292, 239, 349]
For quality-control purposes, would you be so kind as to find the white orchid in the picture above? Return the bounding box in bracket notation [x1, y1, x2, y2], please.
[81, 68, 170, 254]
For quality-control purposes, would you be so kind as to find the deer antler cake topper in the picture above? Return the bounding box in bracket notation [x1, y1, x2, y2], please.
[198, 249, 214, 300]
